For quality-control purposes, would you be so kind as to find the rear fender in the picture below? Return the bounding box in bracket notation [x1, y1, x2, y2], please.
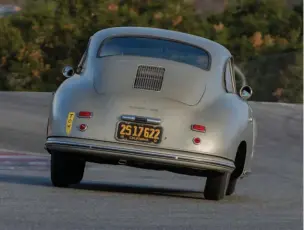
[229, 104, 255, 177]
[48, 76, 95, 137]
[193, 94, 251, 161]
[240, 107, 256, 175]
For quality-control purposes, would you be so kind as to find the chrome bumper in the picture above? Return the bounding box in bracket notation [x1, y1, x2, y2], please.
[45, 137, 235, 173]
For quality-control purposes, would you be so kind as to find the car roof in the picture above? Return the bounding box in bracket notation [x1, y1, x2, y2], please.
[91, 27, 231, 58]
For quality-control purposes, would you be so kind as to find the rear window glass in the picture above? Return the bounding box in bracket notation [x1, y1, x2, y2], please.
[98, 36, 210, 70]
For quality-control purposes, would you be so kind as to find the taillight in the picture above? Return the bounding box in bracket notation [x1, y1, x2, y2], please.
[193, 137, 201, 145]
[77, 111, 93, 118]
[78, 124, 88, 131]
[191, 124, 206, 133]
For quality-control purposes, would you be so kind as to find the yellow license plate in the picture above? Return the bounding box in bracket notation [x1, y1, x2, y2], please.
[116, 122, 163, 144]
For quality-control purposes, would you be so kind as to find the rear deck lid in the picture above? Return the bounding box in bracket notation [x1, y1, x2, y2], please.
[92, 36, 211, 106]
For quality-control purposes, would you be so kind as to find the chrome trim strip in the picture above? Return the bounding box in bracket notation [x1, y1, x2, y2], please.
[146, 117, 161, 125]
[121, 115, 136, 121]
[121, 115, 161, 125]
[45, 139, 235, 170]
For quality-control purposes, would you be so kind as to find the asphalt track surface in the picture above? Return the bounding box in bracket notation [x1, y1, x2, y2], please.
[0, 92, 302, 230]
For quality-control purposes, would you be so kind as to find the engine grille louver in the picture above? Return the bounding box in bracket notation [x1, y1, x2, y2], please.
[133, 65, 165, 91]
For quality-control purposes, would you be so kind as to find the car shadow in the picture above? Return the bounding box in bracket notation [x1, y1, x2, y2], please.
[71, 181, 206, 200]
[0, 173, 209, 200]
[72, 181, 252, 203]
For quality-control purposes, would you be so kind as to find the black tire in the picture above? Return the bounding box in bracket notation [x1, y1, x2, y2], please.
[226, 177, 237, 196]
[51, 151, 85, 187]
[226, 142, 247, 196]
[204, 172, 230, 201]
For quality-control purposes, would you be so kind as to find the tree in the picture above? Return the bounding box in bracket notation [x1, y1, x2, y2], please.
[0, 0, 302, 103]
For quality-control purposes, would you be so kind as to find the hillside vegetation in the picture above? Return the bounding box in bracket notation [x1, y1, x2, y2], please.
[0, 0, 302, 103]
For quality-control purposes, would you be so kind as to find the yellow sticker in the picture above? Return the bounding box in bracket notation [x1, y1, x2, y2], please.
[66, 112, 75, 135]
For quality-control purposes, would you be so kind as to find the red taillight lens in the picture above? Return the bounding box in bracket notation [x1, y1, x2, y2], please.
[79, 124, 88, 131]
[191, 124, 206, 133]
[193, 137, 201, 145]
[78, 111, 93, 118]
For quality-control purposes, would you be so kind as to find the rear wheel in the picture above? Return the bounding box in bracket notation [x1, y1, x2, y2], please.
[204, 172, 230, 201]
[226, 178, 237, 195]
[51, 151, 85, 187]
[226, 142, 247, 196]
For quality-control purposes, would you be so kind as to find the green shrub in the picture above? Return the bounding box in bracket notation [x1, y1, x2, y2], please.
[0, 0, 302, 103]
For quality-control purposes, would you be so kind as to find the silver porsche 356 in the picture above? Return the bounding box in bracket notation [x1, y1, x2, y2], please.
[45, 27, 256, 201]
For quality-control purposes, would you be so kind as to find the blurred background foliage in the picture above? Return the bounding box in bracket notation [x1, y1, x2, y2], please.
[0, 0, 302, 103]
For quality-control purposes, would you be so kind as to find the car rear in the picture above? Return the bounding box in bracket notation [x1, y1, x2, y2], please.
[46, 29, 243, 201]
[46, 35, 235, 174]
